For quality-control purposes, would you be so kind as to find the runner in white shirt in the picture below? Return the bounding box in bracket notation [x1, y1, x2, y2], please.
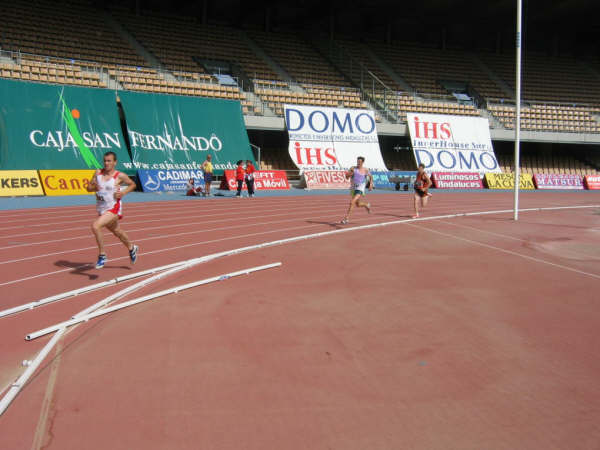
[87, 151, 138, 269]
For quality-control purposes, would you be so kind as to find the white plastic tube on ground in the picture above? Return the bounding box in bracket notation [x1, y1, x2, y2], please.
[0, 260, 189, 319]
[0, 328, 65, 416]
[27, 262, 281, 341]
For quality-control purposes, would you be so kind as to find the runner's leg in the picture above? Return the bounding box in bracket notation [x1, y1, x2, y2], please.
[91, 212, 119, 255]
[413, 193, 420, 217]
[106, 216, 133, 250]
[343, 194, 361, 222]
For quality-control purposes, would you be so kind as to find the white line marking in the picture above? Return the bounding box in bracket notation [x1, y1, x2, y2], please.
[0, 195, 357, 228]
[0, 197, 500, 239]
[0, 211, 368, 265]
[1, 204, 597, 288]
[0, 199, 487, 263]
[26, 263, 282, 341]
[0, 199, 409, 249]
[437, 220, 526, 242]
[409, 223, 600, 280]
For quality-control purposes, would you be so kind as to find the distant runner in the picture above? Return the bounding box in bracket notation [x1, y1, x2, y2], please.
[413, 163, 432, 218]
[87, 151, 138, 269]
[341, 156, 372, 224]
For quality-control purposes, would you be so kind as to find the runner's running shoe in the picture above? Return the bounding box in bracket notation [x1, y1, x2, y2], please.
[96, 254, 107, 269]
[129, 245, 138, 264]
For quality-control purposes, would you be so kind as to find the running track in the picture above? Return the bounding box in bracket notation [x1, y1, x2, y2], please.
[1, 191, 599, 449]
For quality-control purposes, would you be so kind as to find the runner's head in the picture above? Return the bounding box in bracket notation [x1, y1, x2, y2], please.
[103, 151, 117, 171]
[206, 154, 212, 161]
[417, 163, 425, 174]
[246, 160, 252, 165]
[237, 160, 243, 167]
[357, 156, 365, 168]
[189, 178, 194, 184]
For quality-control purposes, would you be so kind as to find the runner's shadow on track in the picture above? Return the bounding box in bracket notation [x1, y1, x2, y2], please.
[306, 220, 345, 229]
[54, 260, 130, 280]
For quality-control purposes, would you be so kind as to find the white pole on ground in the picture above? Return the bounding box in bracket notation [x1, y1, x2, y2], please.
[26, 262, 282, 341]
[513, 0, 523, 220]
[0, 329, 65, 416]
[0, 260, 189, 319]
[71, 255, 214, 319]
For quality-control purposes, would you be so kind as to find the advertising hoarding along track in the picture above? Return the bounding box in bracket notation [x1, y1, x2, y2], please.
[0, 170, 45, 196]
[407, 113, 501, 173]
[285, 105, 387, 171]
[118, 91, 255, 175]
[485, 173, 535, 189]
[533, 173, 584, 190]
[220, 170, 290, 191]
[584, 175, 600, 190]
[39, 170, 95, 196]
[0, 79, 132, 172]
[432, 172, 483, 189]
[137, 169, 205, 193]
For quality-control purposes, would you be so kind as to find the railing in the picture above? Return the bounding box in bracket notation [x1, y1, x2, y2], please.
[0, 48, 108, 85]
[4, 48, 598, 131]
[486, 97, 600, 110]
[313, 38, 401, 122]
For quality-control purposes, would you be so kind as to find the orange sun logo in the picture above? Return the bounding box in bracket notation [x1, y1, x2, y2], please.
[71, 109, 81, 119]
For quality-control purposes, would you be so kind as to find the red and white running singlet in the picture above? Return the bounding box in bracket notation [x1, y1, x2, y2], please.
[95, 170, 122, 218]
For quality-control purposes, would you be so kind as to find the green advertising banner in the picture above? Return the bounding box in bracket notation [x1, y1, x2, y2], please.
[118, 90, 254, 174]
[0, 79, 132, 172]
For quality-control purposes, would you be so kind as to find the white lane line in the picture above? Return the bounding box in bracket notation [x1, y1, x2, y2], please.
[1, 204, 597, 289]
[0, 214, 388, 287]
[0, 193, 352, 219]
[0, 194, 360, 227]
[0, 199, 501, 264]
[0, 213, 337, 265]
[409, 223, 600, 280]
[0, 199, 410, 249]
[0, 197, 316, 229]
[0, 197, 500, 242]
[437, 220, 526, 242]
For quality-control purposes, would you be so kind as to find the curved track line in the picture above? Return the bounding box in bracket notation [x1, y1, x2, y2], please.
[0, 199, 496, 264]
[408, 223, 600, 280]
[4, 204, 597, 293]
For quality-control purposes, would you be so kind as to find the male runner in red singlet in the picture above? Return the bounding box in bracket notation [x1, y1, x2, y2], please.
[87, 151, 138, 269]
[413, 163, 432, 218]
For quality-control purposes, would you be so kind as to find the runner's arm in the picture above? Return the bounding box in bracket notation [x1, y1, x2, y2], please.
[86, 171, 99, 192]
[345, 166, 354, 179]
[368, 170, 374, 191]
[115, 172, 136, 199]
[423, 174, 432, 190]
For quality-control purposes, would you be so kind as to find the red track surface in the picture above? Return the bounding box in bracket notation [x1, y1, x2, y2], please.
[0, 192, 599, 449]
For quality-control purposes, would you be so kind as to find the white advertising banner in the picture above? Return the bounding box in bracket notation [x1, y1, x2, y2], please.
[407, 113, 501, 173]
[285, 105, 388, 171]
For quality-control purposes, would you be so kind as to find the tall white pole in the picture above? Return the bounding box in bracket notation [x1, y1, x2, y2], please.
[513, 0, 522, 220]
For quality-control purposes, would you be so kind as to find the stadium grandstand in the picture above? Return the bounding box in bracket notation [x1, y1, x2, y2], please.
[1, 0, 599, 177]
[0, 0, 598, 197]
[1, 0, 599, 179]
[2, 2, 600, 448]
